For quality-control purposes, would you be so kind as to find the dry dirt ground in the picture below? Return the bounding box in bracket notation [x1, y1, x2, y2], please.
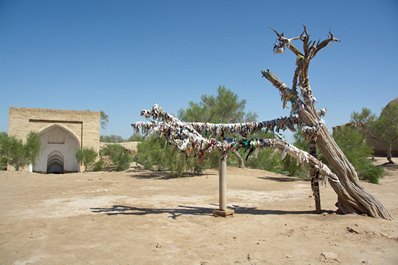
[1, 163, 397, 264]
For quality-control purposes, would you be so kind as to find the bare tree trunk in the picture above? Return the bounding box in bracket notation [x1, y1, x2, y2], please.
[317, 127, 392, 219]
[387, 145, 394, 164]
[309, 139, 321, 213]
[231, 149, 245, 168]
[264, 70, 392, 219]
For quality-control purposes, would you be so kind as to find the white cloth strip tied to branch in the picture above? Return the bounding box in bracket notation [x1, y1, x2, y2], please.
[186, 115, 299, 137]
[140, 104, 206, 139]
[141, 121, 337, 185]
[132, 121, 163, 135]
[134, 120, 236, 159]
[133, 117, 300, 136]
[132, 105, 340, 185]
[138, 103, 302, 137]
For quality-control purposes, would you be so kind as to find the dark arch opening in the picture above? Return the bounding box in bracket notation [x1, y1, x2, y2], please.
[47, 152, 64, 174]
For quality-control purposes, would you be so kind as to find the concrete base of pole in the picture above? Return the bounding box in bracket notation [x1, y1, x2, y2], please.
[213, 209, 234, 217]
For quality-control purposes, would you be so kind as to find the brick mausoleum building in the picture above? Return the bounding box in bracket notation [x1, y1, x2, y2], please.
[8, 108, 100, 173]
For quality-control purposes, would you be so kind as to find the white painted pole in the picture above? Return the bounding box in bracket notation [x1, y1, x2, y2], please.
[219, 156, 227, 211]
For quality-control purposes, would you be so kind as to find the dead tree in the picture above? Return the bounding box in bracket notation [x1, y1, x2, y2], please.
[263, 26, 392, 220]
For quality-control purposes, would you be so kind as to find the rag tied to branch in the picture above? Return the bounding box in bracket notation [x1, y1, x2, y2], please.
[132, 104, 339, 184]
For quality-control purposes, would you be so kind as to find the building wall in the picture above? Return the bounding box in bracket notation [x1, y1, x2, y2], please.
[100, 141, 140, 152]
[8, 107, 100, 172]
[366, 135, 398, 157]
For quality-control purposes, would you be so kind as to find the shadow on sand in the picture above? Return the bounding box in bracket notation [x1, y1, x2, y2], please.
[128, 171, 216, 180]
[91, 204, 332, 219]
[258, 176, 304, 182]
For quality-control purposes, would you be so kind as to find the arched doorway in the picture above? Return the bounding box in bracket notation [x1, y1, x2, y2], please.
[47, 151, 64, 173]
[33, 124, 80, 173]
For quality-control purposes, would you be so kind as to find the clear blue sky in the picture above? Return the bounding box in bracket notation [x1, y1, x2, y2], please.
[1, 0, 397, 140]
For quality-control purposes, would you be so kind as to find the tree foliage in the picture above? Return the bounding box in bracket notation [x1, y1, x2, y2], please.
[25, 132, 41, 164]
[280, 131, 310, 178]
[351, 107, 377, 125]
[128, 133, 144, 142]
[351, 105, 398, 164]
[0, 132, 41, 171]
[245, 148, 284, 173]
[0, 133, 8, 169]
[370, 103, 398, 163]
[100, 111, 109, 129]
[178, 86, 257, 123]
[133, 135, 203, 176]
[333, 126, 383, 184]
[100, 134, 125, 143]
[101, 144, 132, 171]
[76, 148, 97, 171]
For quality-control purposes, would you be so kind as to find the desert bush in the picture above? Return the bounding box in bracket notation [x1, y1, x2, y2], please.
[76, 148, 97, 171]
[333, 126, 383, 184]
[100, 134, 125, 143]
[134, 135, 203, 176]
[25, 132, 41, 165]
[280, 131, 311, 178]
[281, 155, 310, 178]
[101, 144, 132, 171]
[0, 133, 8, 170]
[133, 136, 164, 170]
[91, 159, 104, 172]
[128, 133, 144, 142]
[0, 132, 41, 171]
[245, 148, 285, 174]
[7, 137, 26, 171]
[369, 103, 398, 163]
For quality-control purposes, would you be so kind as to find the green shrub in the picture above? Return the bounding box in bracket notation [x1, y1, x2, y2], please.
[133, 136, 165, 170]
[101, 144, 132, 171]
[333, 126, 383, 184]
[281, 155, 310, 178]
[134, 135, 204, 176]
[100, 134, 125, 143]
[204, 150, 222, 169]
[25, 132, 41, 165]
[245, 148, 285, 174]
[280, 131, 311, 178]
[0, 132, 41, 171]
[0, 133, 9, 170]
[128, 133, 144, 142]
[7, 137, 27, 171]
[76, 148, 97, 171]
[92, 159, 105, 172]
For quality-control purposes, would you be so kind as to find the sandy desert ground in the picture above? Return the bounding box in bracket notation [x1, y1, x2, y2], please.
[0, 162, 397, 265]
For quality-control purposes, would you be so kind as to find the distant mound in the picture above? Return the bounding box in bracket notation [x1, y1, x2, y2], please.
[385, 97, 398, 108]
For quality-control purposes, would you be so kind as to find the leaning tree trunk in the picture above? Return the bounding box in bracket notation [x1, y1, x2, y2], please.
[264, 27, 392, 220]
[231, 149, 245, 168]
[314, 117, 391, 218]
